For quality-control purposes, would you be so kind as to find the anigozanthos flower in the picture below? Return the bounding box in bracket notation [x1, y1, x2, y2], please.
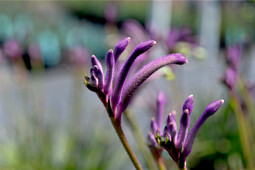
[149, 93, 224, 169]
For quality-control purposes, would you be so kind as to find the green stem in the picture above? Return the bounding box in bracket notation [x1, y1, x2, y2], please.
[109, 115, 142, 170]
[157, 157, 166, 170]
[124, 110, 158, 170]
[230, 92, 252, 168]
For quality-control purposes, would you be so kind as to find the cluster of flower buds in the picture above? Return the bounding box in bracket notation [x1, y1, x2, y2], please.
[148, 93, 224, 169]
[84, 37, 188, 120]
[223, 45, 242, 90]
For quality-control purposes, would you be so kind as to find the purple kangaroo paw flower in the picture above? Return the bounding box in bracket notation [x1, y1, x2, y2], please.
[157, 92, 166, 130]
[166, 111, 177, 126]
[182, 95, 194, 115]
[148, 132, 158, 147]
[114, 37, 131, 63]
[183, 99, 224, 157]
[118, 53, 188, 116]
[169, 122, 177, 143]
[91, 55, 103, 74]
[111, 40, 156, 111]
[151, 117, 158, 134]
[90, 72, 98, 89]
[94, 65, 104, 90]
[104, 49, 115, 96]
[176, 109, 190, 151]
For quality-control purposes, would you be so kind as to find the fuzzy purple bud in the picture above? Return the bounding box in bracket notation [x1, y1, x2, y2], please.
[169, 122, 177, 143]
[91, 55, 103, 74]
[114, 37, 131, 62]
[184, 99, 224, 156]
[148, 132, 158, 147]
[111, 40, 156, 111]
[182, 95, 194, 115]
[151, 117, 158, 134]
[227, 45, 242, 69]
[94, 65, 104, 90]
[104, 49, 115, 96]
[157, 92, 166, 130]
[176, 109, 190, 151]
[223, 67, 237, 90]
[118, 53, 187, 116]
[166, 111, 176, 125]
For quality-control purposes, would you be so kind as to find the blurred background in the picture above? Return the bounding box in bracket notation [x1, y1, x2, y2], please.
[0, 1, 255, 170]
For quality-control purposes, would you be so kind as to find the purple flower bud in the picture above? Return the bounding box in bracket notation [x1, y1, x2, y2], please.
[182, 95, 194, 115]
[114, 37, 131, 63]
[176, 109, 190, 151]
[157, 92, 166, 130]
[94, 65, 104, 90]
[148, 132, 158, 147]
[118, 53, 187, 116]
[104, 49, 115, 96]
[184, 99, 224, 156]
[90, 72, 98, 89]
[223, 67, 237, 90]
[151, 117, 158, 133]
[91, 55, 103, 74]
[111, 40, 156, 111]
[227, 45, 242, 69]
[166, 111, 176, 126]
[169, 122, 177, 143]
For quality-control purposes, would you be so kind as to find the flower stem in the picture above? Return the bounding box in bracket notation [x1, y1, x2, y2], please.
[156, 157, 166, 170]
[124, 110, 158, 170]
[109, 115, 142, 170]
[230, 91, 252, 168]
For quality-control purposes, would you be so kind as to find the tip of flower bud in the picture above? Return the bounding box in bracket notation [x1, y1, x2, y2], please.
[220, 99, 224, 104]
[158, 91, 165, 101]
[184, 109, 189, 115]
[127, 37, 131, 41]
[109, 49, 113, 53]
[189, 94, 194, 98]
[153, 41, 157, 45]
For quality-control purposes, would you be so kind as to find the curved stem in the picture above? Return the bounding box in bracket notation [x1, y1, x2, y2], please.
[124, 110, 157, 170]
[156, 157, 166, 170]
[109, 116, 142, 170]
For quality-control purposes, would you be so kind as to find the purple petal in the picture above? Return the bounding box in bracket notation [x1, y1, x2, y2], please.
[118, 53, 188, 116]
[151, 117, 158, 133]
[157, 91, 165, 129]
[91, 55, 103, 74]
[184, 99, 224, 156]
[223, 67, 237, 90]
[168, 122, 177, 143]
[94, 65, 104, 90]
[148, 132, 158, 147]
[114, 37, 131, 63]
[166, 111, 176, 125]
[111, 40, 156, 111]
[176, 109, 190, 150]
[182, 95, 194, 115]
[104, 49, 115, 96]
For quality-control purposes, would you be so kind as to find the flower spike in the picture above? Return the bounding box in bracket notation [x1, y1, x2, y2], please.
[114, 37, 131, 62]
[183, 99, 224, 157]
[111, 40, 156, 111]
[182, 94, 194, 115]
[91, 55, 103, 73]
[151, 117, 158, 134]
[176, 109, 190, 150]
[94, 65, 104, 90]
[118, 53, 187, 116]
[104, 49, 115, 96]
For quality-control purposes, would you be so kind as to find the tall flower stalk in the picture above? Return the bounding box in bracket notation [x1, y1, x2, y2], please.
[83, 37, 188, 169]
[148, 93, 224, 169]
